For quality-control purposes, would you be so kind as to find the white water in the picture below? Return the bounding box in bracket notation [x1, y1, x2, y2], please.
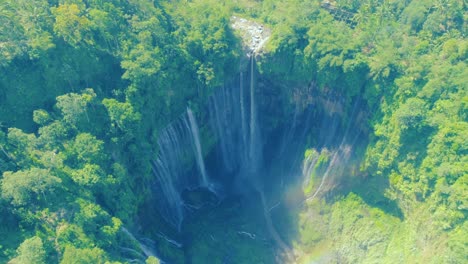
[187, 108, 210, 188]
[211, 94, 232, 171]
[304, 151, 339, 203]
[151, 109, 215, 230]
[240, 71, 248, 160]
[248, 55, 260, 174]
[151, 119, 190, 230]
[121, 228, 159, 259]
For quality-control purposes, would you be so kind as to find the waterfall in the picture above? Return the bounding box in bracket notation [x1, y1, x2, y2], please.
[278, 104, 299, 157]
[121, 228, 160, 261]
[303, 145, 352, 204]
[207, 55, 262, 180]
[151, 118, 189, 230]
[210, 94, 231, 171]
[239, 71, 247, 161]
[146, 48, 366, 264]
[302, 151, 320, 188]
[145, 47, 366, 264]
[187, 108, 210, 188]
[151, 109, 214, 230]
[248, 55, 261, 175]
[209, 81, 242, 173]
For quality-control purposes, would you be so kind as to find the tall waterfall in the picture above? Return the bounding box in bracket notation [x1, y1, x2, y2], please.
[239, 72, 247, 154]
[207, 56, 262, 180]
[150, 53, 362, 228]
[151, 119, 187, 230]
[209, 81, 242, 173]
[149, 58, 364, 264]
[248, 55, 261, 175]
[151, 110, 214, 230]
[187, 108, 210, 188]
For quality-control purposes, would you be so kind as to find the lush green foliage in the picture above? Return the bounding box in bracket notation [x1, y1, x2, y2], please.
[9, 236, 46, 264]
[0, 0, 466, 263]
[0, 0, 239, 262]
[240, 0, 466, 262]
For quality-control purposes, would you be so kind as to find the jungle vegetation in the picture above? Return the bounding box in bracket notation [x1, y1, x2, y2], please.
[0, 0, 466, 263]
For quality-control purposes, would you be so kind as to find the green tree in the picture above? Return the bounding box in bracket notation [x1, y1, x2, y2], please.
[70, 164, 103, 186]
[1, 168, 62, 206]
[72, 199, 122, 248]
[395, 97, 427, 129]
[55, 89, 96, 128]
[67, 133, 105, 165]
[120, 14, 168, 84]
[6, 128, 37, 168]
[146, 256, 160, 264]
[0, 131, 14, 172]
[60, 246, 106, 264]
[0, 0, 54, 64]
[52, 3, 93, 47]
[9, 236, 46, 264]
[37, 120, 71, 149]
[33, 109, 52, 126]
[102, 98, 141, 132]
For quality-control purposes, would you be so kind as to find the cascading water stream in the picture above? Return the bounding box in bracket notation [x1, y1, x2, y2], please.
[206, 58, 257, 179]
[151, 109, 217, 230]
[304, 149, 341, 203]
[211, 94, 232, 172]
[248, 55, 261, 175]
[151, 119, 189, 230]
[121, 228, 159, 260]
[240, 71, 248, 163]
[186, 107, 210, 188]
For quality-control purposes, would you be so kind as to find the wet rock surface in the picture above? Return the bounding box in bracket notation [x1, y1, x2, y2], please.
[231, 16, 271, 55]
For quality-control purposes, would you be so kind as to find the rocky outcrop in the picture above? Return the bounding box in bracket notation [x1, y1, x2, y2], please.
[231, 16, 271, 55]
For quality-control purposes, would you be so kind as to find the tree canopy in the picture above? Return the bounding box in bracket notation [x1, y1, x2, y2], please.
[0, 0, 466, 263]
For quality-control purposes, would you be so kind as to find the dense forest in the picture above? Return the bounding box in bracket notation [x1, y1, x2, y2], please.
[0, 0, 466, 263]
